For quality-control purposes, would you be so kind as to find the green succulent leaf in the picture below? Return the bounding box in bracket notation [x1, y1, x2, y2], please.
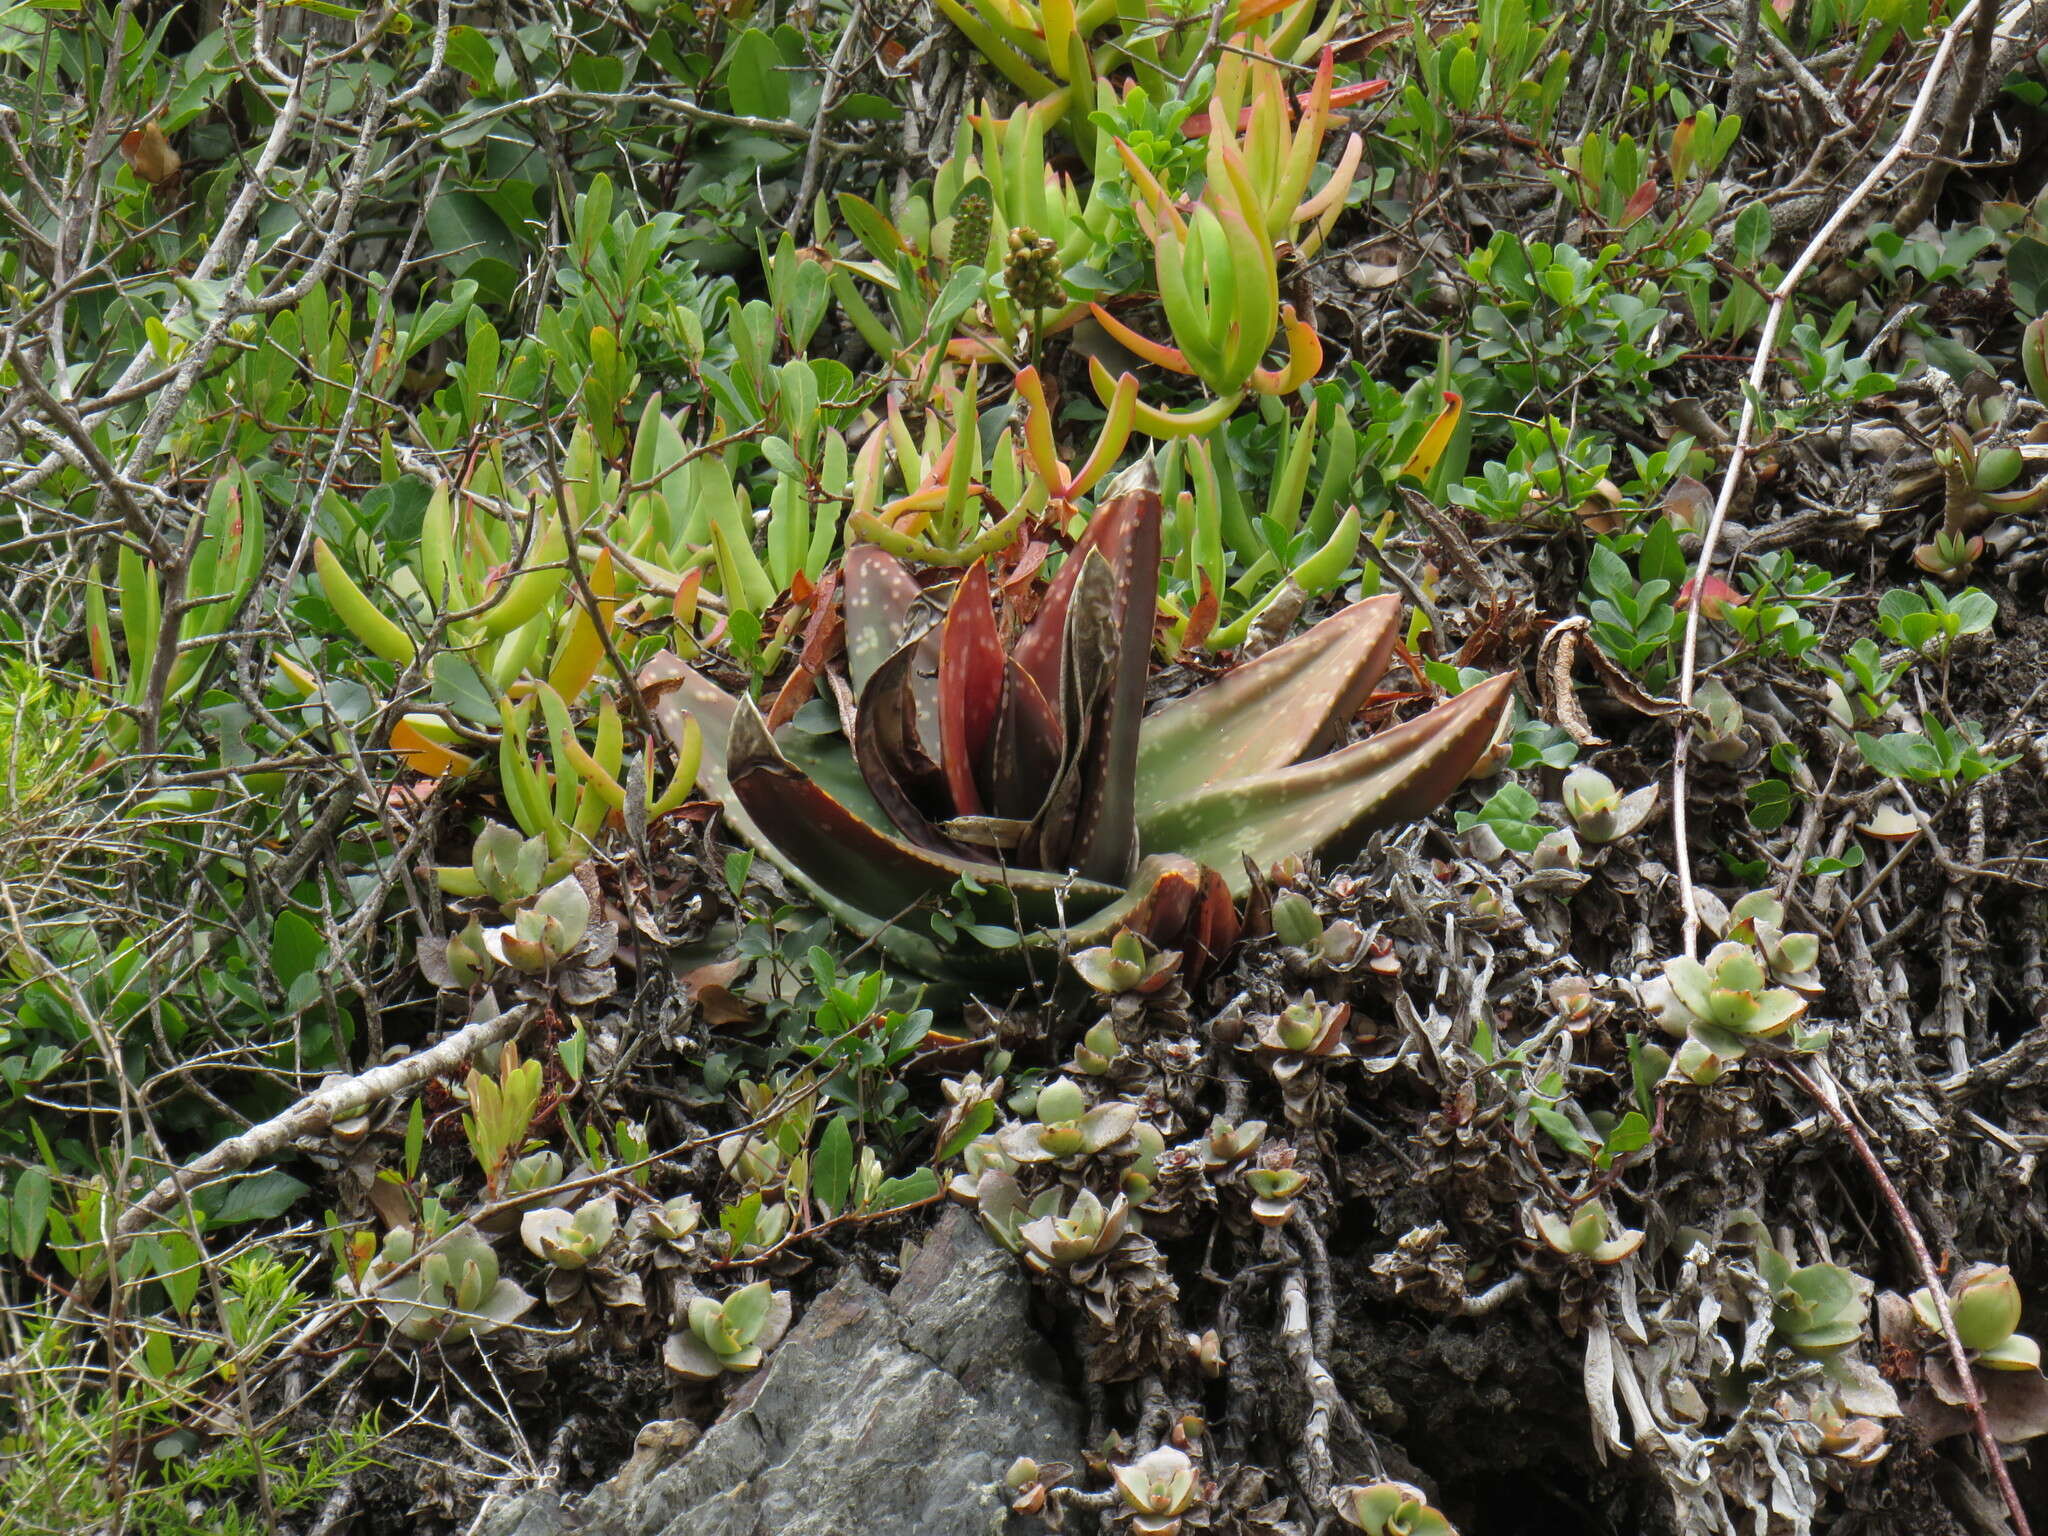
[1136, 673, 1514, 888]
[1136, 594, 1402, 811]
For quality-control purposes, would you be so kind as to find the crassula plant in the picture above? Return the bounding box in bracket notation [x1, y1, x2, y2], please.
[663, 1280, 794, 1379]
[1645, 893, 1829, 1084]
[357, 1224, 535, 1345]
[1112, 1445, 1201, 1536]
[1559, 766, 1657, 844]
[1881, 1263, 2048, 1444]
[1532, 1201, 1645, 1265]
[999, 1077, 1138, 1164]
[1760, 1248, 1868, 1359]
[644, 470, 1511, 976]
[520, 1195, 618, 1269]
[1332, 1481, 1457, 1536]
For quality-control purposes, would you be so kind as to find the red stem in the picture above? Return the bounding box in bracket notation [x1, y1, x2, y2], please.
[1780, 1062, 2031, 1536]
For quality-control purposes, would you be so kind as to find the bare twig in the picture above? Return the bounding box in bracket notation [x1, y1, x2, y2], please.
[66, 1004, 533, 1319]
[1670, 1, 1985, 956]
[1779, 1062, 2032, 1536]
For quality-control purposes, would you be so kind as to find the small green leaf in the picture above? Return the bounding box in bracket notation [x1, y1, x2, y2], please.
[872, 1167, 939, 1209]
[405, 1099, 425, 1182]
[1528, 1103, 1591, 1158]
[9, 1167, 51, 1263]
[1732, 201, 1772, 265]
[1603, 1111, 1652, 1159]
[269, 911, 324, 993]
[813, 1116, 853, 1217]
[726, 28, 790, 118]
[721, 1191, 762, 1247]
[203, 1170, 309, 1227]
[559, 1024, 588, 1082]
[939, 1099, 997, 1162]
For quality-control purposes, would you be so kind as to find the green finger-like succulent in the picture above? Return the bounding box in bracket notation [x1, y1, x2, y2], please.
[643, 469, 1512, 977]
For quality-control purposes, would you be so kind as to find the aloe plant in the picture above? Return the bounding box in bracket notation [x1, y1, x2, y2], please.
[643, 471, 1511, 976]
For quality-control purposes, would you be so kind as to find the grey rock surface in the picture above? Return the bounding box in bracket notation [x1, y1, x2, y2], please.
[476, 1207, 1082, 1536]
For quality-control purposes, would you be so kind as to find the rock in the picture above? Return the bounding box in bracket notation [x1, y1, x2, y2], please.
[476, 1208, 1083, 1536]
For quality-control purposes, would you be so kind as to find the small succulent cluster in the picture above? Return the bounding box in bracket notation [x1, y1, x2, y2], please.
[954, 1063, 1311, 1379]
[1526, 1197, 1648, 1336]
[1879, 1263, 2048, 1444]
[1644, 891, 1826, 1083]
[347, 1222, 536, 1345]
[1071, 930, 1184, 1002]
[1759, 1245, 1868, 1359]
[1531, 1200, 1644, 1267]
[1229, 995, 1354, 1126]
[1917, 417, 2048, 577]
[1558, 766, 1659, 846]
[1266, 889, 1386, 978]
[1454, 763, 1660, 904]
[1331, 1481, 1456, 1536]
[420, 849, 619, 1006]
[663, 1280, 795, 1380]
[520, 1194, 645, 1317]
[1690, 676, 1754, 764]
[335, 1030, 804, 1379]
[1113, 1445, 1202, 1535]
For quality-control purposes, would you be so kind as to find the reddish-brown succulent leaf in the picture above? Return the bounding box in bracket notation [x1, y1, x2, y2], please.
[936, 560, 1006, 815]
[1137, 672, 1515, 889]
[728, 695, 1120, 928]
[853, 641, 958, 853]
[1116, 856, 1200, 948]
[1053, 854, 1214, 955]
[764, 568, 842, 731]
[1011, 477, 1156, 703]
[843, 545, 922, 693]
[1181, 569, 1220, 654]
[1138, 595, 1401, 814]
[641, 651, 738, 793]
[982, 655, 1064, 821]
[938, 814, 1033, 851]
[1189, 864, 1242, 980]
[1069, 481, 1159, 885]
[1021, 549, 1121, 875]
[905, 623, 944, 768]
